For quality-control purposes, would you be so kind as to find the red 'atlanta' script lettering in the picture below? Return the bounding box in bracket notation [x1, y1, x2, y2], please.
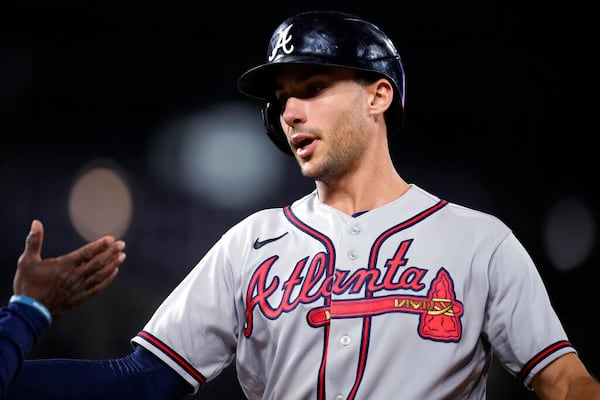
[244, 240, 426, 337]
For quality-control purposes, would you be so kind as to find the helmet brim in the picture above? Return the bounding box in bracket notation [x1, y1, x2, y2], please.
[238, 58, 362, 101]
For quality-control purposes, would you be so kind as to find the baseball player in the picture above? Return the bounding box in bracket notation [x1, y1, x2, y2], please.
[7, 10, 600, 400]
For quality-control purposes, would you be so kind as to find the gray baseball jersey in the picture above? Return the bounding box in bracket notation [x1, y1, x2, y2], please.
[131, 184, 574, 399]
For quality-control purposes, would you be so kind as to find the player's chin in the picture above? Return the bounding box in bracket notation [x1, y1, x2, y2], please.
[298, 160, 323, 180]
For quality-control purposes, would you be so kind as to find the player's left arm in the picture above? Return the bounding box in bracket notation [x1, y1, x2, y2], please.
[532, 353, 600, 400]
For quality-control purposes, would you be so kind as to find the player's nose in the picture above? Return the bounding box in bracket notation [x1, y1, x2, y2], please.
[281, 97, 307, 132]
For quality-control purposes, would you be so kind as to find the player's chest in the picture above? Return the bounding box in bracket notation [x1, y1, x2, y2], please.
[246, 218, 475, 293]
[243, 222, 479, 337]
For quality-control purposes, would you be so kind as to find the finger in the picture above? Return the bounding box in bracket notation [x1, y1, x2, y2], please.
[61, 235, 117, 267]
[84, 266, 121, 298]
[76, 241, 126, 283]
[18, 219, 44, 264]
[69, 252, 124, 308]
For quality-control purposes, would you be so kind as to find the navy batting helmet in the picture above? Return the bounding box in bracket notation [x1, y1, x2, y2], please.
[237, 10, 406, 155]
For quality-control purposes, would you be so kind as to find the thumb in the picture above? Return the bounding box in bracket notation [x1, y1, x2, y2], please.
[20, 219, 44, 263]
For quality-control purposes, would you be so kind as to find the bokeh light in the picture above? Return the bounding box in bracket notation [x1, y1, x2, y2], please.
[543, 195, 596, 271]
[68, 159, 133, 241]
[149, 102, 287, 210]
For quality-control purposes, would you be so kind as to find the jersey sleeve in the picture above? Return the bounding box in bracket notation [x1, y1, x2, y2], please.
[0, 302, 50, 397]
[483, 232, 575, 388]
[7, 346, 189, 399]
[131, 231, 241, 394]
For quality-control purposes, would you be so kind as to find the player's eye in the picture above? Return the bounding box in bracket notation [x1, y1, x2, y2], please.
[304, 83, 326, 98]
[273, 94, 289, 112]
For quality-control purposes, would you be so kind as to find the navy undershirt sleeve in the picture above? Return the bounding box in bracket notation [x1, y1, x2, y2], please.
[0, 302, 49, 399]
[6, 346, 191, 400]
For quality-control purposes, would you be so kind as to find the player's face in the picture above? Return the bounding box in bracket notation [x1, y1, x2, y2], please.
[274, 65, 375, 183]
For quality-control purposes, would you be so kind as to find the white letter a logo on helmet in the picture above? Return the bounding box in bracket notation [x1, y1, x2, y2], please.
[268, 24, 294, 62]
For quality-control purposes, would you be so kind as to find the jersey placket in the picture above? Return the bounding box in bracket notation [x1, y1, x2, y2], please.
[324, 219, 369, 400]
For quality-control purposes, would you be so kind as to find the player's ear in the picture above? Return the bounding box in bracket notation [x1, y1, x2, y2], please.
[368, 78, 394, 115]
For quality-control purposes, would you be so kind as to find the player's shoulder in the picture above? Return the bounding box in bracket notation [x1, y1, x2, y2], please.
[224, 195, 309, 236]
[414, 185, 509, 232]
[222, 192, 316, 237]
[231, 207, 287, 230]
[445, 197, 510, 235]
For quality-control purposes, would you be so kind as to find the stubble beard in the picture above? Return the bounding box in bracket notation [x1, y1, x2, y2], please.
[298, 128, 363, 185]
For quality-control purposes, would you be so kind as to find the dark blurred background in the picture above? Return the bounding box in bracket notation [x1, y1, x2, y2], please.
[1, 1, 598, 399]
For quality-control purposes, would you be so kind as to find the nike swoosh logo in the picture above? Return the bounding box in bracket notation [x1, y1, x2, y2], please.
[253, 232, 289, 249]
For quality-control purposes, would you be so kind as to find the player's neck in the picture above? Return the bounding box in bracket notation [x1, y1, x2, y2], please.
[315, 166, 410, 216]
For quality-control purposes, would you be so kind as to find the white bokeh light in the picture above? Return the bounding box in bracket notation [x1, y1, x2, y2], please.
[149, 102, 287, 210]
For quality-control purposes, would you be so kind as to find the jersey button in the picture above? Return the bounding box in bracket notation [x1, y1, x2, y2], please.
[347, 250, 358, 260]
[335, 395, 345, 400]
[349, 224, 361, 234]
[340, 335, 351, 346]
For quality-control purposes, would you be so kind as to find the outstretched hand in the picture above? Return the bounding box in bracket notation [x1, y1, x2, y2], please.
[12, 219, 127, 320]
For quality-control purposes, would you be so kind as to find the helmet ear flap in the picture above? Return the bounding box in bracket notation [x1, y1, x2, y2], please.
[262, 102, 293, 155]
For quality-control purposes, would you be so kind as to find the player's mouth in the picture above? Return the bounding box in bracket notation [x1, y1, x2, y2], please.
[291, 134, 318, 158]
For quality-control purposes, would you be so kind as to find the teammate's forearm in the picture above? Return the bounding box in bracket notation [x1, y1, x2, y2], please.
[0, 302, 49, 399]
[6, 346, 190, 399]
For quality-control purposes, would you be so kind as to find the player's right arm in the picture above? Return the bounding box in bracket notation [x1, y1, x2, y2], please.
[5, 346, 191, 400]
[531, 353, 600, 400]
